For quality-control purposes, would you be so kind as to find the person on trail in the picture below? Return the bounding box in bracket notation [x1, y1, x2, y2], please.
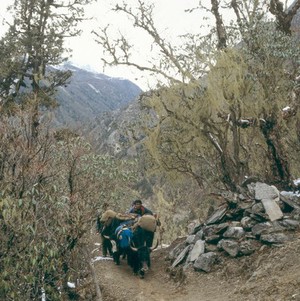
[129, 199, 163, 249]
[129, 199, 153, 217]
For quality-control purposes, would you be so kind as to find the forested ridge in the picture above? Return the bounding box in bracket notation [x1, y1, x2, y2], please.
[0, 0, 300, 300]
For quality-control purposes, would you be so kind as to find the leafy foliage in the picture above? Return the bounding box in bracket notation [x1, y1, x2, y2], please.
[0, 0, 142, 299]
[0, 108, 138, 300]
[93, 1, 300, 238]
[132, 3, 300, 192]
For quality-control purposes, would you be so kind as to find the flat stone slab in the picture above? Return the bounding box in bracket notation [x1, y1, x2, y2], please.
[255, 182, 279, 200]
[189, 240, 205, 262]
[254, 182, 283, 221]
[171, 246, 190, 268]
[206, 204, 227, 225]
[260, 198, 283, 221]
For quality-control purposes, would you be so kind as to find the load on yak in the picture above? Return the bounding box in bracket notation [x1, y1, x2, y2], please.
[99, 209, 160, 278]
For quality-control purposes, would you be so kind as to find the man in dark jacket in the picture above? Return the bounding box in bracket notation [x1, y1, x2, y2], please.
[129, 200, 158, 249]
[129, 199, 153, 216]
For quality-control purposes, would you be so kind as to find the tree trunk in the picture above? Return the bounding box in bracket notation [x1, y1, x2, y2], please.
[260, 117, 292, 189]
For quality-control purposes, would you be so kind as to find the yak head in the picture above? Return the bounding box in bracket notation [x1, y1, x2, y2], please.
[130, 240, 159, 276]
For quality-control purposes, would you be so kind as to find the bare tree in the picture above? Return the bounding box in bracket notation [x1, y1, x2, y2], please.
[96, 1, 300, 191]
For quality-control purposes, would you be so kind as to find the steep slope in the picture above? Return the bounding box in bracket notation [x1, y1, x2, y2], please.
[86, 94, 148, 156]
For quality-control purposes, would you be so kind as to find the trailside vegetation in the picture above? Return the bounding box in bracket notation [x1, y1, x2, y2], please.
[0, 0, 139, 299]
[94, 0, 300, 240]
[94, 0, 300, 190]
[0, 111, 138, 299]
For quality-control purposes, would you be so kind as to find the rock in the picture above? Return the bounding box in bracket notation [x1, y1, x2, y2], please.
[223, 226, 245, 239]
[252, 222, 272, 236]
[239, 239, 261, 255]
[194, 229, 204, 240]
[238, 200, 255, 210]
[168, 242, 186, 261]
[205, 234, 221, 244]
[167, 181, 300, 274]
[205, 244, 219, 252]
[280, 191, 300, 209]
[279, 219, 300, 230]
[261, 198, 283, 221]
[193, 252, 218, 272]
[171, 245, 191, 268]
[260, 233, 290, 244]
[189, 240, 205, 262]
[187, 220, 201, 235]
[214, 222, 230, 234]
[291, 209, 300, 221]
[192, 224, 203, 234]
[255, 182, 280, 200]
[186, 235, 196, 245]
[254, 182, 283, 221]
[205, 204, 228, 225]
[202, 225, 216, 237]
[217, 239, 239, 257]
[241, 216, 258, 230]
[251, 202, 265, 214]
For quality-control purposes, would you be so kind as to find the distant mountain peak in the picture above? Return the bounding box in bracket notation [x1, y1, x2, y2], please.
[51, 63, 142, 127]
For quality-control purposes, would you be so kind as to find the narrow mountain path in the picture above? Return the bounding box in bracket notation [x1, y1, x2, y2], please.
[90, 230, 300, 301]
[91, 233, 236, 301]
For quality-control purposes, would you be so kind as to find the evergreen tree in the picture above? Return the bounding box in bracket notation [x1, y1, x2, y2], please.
[0, 0, 95, 138]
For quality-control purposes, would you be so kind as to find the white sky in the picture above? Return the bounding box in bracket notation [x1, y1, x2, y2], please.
[0, 0, 295, 90]
[0, 0, 212, 90]
[66, 0, 212, 90]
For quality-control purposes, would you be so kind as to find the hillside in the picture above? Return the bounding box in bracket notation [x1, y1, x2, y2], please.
[86, 94, 147, 155]
[50, 63, 142, 127]
[80, 181, 300, 301]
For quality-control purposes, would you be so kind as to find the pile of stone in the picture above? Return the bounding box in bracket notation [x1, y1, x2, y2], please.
[168, 181, 300, 273]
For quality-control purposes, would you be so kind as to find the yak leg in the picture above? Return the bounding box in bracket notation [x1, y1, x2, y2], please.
[102, 237, 113, 257]
[127, 249, 134, 268]
[111, 241, 120, 265]
[130, 253, 139, 275]
[139, 269, 145, 279]
[113, 251, 120, 265]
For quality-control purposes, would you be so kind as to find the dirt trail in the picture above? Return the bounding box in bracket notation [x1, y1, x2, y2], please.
[92, 234, 236, 301]
[91, 232, 300, 301]
[94, 256, 179, 301]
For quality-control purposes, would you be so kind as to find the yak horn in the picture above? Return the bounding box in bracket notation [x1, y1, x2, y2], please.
[103, 235, 110, 239]
[130, 241, 138, 252]
[150, 239, 159, 251]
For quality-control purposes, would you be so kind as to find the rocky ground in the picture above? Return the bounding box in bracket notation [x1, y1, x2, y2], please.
[88, 230, 300, 301]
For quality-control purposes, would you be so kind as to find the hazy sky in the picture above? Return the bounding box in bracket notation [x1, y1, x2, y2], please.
[0, 0, 210, 89]
[0, 0, 295, 89]
[67, 0, 210, 89]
